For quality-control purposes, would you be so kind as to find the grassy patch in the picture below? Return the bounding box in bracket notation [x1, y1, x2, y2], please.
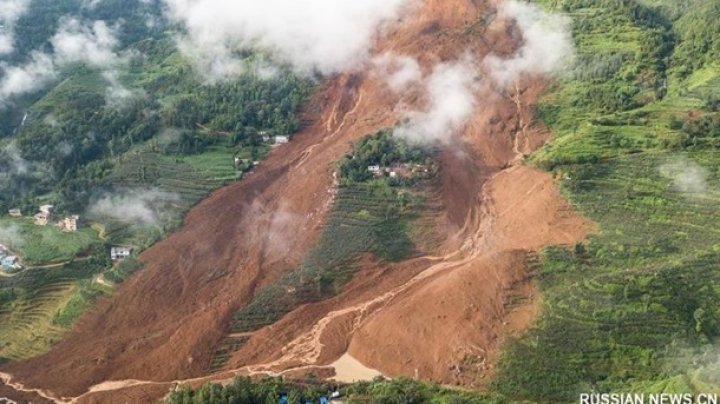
[52, 279, 107, 328]
[0, 217, 100, 265]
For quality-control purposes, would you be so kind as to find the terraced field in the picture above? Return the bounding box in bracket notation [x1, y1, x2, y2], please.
[0, 145, 245, 362]
[100, 149, 231, 248]
[498, 153, 720, 400]
[0, 282, 77, 361]
[204, 179, 436, 373]
[0, 255, 108, 362]
[231, 182, 426, 333]
[492, 0, 720, 400]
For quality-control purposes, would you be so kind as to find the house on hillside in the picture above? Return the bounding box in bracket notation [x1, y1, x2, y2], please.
[2, 255, 18, 269]
[59, 215, 80, 232]
[34, 205, 54, 226]
[111, 246, 133, 261]
[8, 209, 22, 217]
[367, 165, 381, 175]
[274, 135, 290, 144]
[259, 131, 271, 143]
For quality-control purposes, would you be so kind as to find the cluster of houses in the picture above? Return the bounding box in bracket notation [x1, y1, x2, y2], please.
[367, 163, 431, 179]
[4, 207, 136, 266]
[0, 244, 21, 271]
[20, 205, 82, 231]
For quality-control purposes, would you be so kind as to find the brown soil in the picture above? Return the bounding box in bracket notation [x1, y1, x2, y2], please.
[1, 0, 594, 401]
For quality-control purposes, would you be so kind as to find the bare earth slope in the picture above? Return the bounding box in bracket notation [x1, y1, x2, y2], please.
[2, 0, 593, 401]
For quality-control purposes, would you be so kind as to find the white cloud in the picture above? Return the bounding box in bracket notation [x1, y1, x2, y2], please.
[373, 53, 422, 93]
[51, 18, 120, 68]
[1, 141, 32, 175]
[0, 223, 24, 249]
[102, 69, 145, 107]
[0, 18, 127, 104]
[659, 156, 710, 197]
[484, 0, 574, 86]
[0, 0, 30, 55]
[88, 189, 179, 225]
[0, 51, 57, 101]
[395, 58, 479, 144]
[163, 0, 412, 80]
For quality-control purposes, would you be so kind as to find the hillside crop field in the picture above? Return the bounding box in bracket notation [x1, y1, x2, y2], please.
[494, 0, 720, 401]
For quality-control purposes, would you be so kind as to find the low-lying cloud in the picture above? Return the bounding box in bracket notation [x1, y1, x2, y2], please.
[0, 223, 24, 250]
[0, 142, 32, 175]
[0, 0, 30, 55]
[88, 189, 179, 225]
[1, 17, 131, 105]
[381, 0, 573, 144]
[52, 18, 120, 68]
[163, 0, 412, 80]
[395, 58, 479, 144]
[0, 52, 57, 101]
[659, 156, 710, 197]
[485, 0, 574, 86]
[373, 53, 422, 93]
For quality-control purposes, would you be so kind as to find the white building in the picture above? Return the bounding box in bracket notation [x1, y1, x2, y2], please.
[60, 215, 80, 232]
[274, 135, 290, 144]
[111, 246, 133, 261]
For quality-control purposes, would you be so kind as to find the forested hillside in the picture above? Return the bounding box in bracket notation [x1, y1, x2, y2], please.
[0, 0, 310, 363]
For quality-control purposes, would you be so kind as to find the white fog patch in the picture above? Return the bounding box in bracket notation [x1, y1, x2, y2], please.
[0, 0, 30, 55]
[373, 53, 423, 93]
[0, 17, 143, 106]
[154, 128, 182, 147]
[163, 0, 412, 80]
[659, 156, 710, 197]
[395, 58, 479, 144]
[266, 208, 301, 257]
[102, 70, 146, 107]
[88, 189, 180, 225]
[1, 142, 32, 174]
[0, 52, 57, 102]
[381, 1, 573, 144]
[0, 223, 24, 249]
[485, 0, 574, 86]
[51, 18, 120, 67]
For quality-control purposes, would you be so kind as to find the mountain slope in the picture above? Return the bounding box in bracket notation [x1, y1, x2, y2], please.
[1, 0, 592, 401]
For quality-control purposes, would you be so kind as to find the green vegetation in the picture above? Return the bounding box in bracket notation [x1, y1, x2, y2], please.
[1, 34, 310, 215]
[0, 250, 108, 360]
[338, 130, 436, 185]
[207, 132, 437, 371]
[494, 0, 720, 401]
[0, 217, 100, 265]
[0, 1, 311, 363]
[165, 377, 502, 404]
[51, 279, 106, 328]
